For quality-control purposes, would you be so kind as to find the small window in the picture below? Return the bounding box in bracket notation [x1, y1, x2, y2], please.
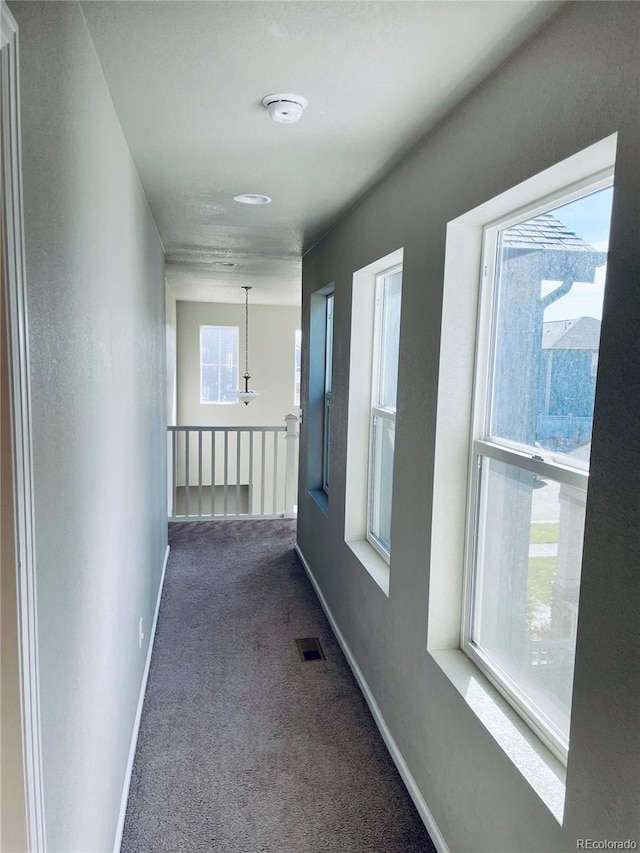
[200, 325, 239, 404]
[367, 266, 402, 560]
[463, 181, 613, 761]
[307, 284, 335, 510]
[294, 329, 302, 407]
[323, 294, 334, 493]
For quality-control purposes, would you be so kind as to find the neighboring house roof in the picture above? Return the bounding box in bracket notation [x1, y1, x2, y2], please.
[542, 316, 601, 350]
[503, 212, 599, 253]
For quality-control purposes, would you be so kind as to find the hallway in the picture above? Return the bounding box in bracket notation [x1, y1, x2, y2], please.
[122, 521, 435, 852]
[5, 3, 640, 850]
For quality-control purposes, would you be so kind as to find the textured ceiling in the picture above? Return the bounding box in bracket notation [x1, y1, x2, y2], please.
[81, 0, 563, 305]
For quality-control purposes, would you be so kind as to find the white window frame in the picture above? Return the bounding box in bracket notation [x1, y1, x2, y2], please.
[322, 294, 334, 494]
[199, 325, 239, 405]
[345, 246, 403, 595]
[366, 264, 402, 562]
[461, 172, 613, 764]
[294, 328, 302, 407]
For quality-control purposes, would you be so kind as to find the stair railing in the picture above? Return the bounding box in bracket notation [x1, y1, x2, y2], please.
[168, 414, 298, 521]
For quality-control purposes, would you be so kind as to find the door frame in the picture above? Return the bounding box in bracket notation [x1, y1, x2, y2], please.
[1, 3, 46, 848]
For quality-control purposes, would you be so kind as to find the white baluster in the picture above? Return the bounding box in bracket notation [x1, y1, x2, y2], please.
[284, 414, 298, 517]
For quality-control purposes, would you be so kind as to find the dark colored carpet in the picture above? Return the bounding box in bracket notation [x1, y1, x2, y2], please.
[121, 520, 436, 853]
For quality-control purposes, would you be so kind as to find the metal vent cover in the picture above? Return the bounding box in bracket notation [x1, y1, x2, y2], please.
[295, 637, 326, 662]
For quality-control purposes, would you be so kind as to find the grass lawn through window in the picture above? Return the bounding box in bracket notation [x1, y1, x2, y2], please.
[528, 557, 557, 607]
[530, 522, 559, 545]
[528, 522, 560, 632]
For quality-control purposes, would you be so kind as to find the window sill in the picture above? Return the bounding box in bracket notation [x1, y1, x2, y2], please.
[309, 488, 329, 516]
[430, 648, 566, 824]
[346, 539, 390, 597]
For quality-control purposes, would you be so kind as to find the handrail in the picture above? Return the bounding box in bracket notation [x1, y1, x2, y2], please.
[168, 425, 286, 432]
[168, 415, 298, 522]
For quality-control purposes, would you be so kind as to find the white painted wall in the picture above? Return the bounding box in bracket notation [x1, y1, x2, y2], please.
[176, 301, 300, 512]
[298, 4, 640, 851]
[10, 3, 167, 850]
[177, 300, 301, 427]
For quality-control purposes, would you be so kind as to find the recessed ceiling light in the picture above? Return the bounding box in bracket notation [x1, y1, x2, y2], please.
[233, 193, 272, 205]
[214, 261, 238, 268]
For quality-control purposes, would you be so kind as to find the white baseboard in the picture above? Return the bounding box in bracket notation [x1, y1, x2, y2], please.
[294, 543, 450, 853]
[113, 544, 170, 853]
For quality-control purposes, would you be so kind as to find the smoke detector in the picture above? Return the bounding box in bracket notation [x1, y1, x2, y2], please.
[262, 93, 308, 124]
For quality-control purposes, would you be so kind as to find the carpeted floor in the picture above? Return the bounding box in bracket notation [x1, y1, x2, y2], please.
[121, 520, 437, 853]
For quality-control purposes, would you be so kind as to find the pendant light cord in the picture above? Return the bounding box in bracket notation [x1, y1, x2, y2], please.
[239, 286, 259, 404]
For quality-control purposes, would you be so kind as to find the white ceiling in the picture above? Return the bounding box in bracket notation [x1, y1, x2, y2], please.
[81, 0, 563, 306]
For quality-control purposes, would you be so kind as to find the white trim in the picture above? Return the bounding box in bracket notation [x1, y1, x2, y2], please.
[345, 248, 403, 563]
[367, 405, 396, 563]
[365, 265, 401, 561]
[293, 327, 301, 408]
[473, 440, 588, 489]
[1, 4, 47, 848]
[113, 544, 170, 853]
[428, 135, 617, 655]
[482, 168, 614, 235]
[461, 172, 614, 765]
[294, 543, 449, 853]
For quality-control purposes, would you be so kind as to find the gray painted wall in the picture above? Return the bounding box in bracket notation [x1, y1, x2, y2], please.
[11, 2, 167, 850]
[299, 4, 640, 851]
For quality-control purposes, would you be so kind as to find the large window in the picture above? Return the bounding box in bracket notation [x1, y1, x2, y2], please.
[322, 294, 334, 493]
[200, 325, 239, 404]
[463, 180, 613, 761]
[367, 266, 402, 560]
[294, 329, 302, 407]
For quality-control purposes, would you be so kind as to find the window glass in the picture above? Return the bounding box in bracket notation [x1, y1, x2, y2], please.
[466, 181, 613, 758]
[369, 413, 395, 552]
[323, 294, 334, 493]
[367, 266, 402, 560]
[200, 325, 239, 404]
[471, 457, 585, 744]
[294, 329, 302, 407]
[325, 295, 334, 392]
[488, 187, 613, 467]
[377, 271, 402, 410]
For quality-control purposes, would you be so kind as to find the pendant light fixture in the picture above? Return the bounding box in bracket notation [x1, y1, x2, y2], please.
[236, 286, 262, 405]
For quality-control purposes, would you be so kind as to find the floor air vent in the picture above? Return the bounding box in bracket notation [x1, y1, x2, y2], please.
[296, 637, 326, 662]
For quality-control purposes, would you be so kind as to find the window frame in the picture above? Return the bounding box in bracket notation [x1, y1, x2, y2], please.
[322, 293, 334, 494]
[365, 263, 402, 562]
[199, 324, 239, 405]
[294, 328, 302, 407]
[461, 172, 614, 764]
